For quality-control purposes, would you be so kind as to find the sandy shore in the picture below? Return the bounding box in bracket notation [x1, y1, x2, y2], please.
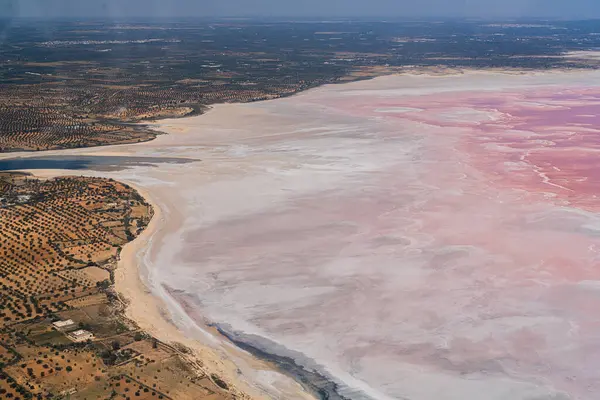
[16, 168, 314, 400]
[114, 182, 314, 400]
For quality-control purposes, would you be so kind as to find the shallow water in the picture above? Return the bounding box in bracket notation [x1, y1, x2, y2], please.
[0, 155, 196, 171]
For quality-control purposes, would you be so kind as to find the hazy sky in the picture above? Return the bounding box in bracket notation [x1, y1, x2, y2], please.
[2, 0, 600, 19]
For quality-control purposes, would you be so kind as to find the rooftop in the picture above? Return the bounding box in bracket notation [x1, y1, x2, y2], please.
[52, 319, 75, 328]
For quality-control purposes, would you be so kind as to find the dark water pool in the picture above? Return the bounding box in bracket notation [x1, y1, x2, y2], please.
[0, 155, 197, 171]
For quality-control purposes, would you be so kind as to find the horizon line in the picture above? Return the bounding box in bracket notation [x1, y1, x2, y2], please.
[3, 16, 600, 22]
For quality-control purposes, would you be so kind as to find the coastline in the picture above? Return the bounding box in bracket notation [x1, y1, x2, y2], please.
[1, 69, 403, 399]
[112, 180, 317, 400]
[6, 67, 600, 400]
[112, 182, 245, 396]
[14, 168, 317, 400]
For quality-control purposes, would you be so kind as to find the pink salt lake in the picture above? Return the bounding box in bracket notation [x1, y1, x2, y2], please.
[48, 71, 600, 400]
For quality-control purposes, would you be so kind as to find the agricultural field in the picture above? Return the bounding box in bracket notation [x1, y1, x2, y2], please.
[0, 172, 151, 326]
[1, 19, 600, 151]
[0, 173, 234, 399]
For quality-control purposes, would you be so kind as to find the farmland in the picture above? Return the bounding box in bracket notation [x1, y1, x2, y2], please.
[0, 173, 235, 399]
[2, 19, 600, 151]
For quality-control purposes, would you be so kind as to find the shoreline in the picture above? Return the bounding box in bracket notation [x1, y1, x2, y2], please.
[0, 66, 556, 163]
[6, 66, 600, 399]
[0, 67, 592, 165]
[112, 179, 316, 400]
[213, 325, 352, 400]
[13, 168, 316, 400]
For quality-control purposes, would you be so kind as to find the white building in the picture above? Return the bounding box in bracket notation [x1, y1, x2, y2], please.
[67, 329, 94, 342]
[52, 319, 76, 331]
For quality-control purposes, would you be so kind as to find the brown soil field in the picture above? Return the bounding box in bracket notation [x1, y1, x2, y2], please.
[0, 172, 237, 400]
